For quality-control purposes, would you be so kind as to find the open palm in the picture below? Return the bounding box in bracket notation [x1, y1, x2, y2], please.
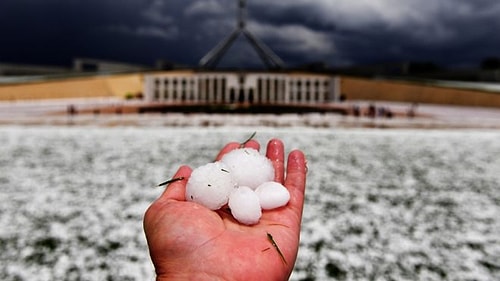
[144, 139, 307, 281]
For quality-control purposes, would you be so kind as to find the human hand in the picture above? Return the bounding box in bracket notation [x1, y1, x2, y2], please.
[144, 138, 307, 281]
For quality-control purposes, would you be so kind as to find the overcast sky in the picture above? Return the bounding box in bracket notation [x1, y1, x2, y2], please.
[1, 0, 499, 69]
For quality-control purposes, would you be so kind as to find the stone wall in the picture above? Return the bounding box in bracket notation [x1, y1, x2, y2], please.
[340, 76, 500, 108]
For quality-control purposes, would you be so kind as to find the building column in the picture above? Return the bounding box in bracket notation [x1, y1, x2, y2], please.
[278, 77, 285, 103]
[197, 78, 202, 102]
[275, 77, 282, 103]
[318, 79, 325, 103]
[216, 77, 223, 103]
[284, 77, 290, 104]
[311, 80, 317, 104]
[203, 77, 209, 102]
[224, 78, 231, 103]
[144, 76, 154, 102]
[159, 77, 166, 101]
[333, 76, 341, 101]
[171, 78, 176, 102]
[269, 77, 275, 103]
[177, 78, 182, 102]
[195, 78, 200, 102]
[208, 77, 214, 102]
[304, 79, 309, 104]
[308, 80, 315, 104]
[187, 79, 191, 102]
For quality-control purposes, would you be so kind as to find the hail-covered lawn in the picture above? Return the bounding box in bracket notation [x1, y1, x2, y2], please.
[0, 126, 499, 281]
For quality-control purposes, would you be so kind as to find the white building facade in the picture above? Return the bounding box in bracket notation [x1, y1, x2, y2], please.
[144, 71, 340, 104]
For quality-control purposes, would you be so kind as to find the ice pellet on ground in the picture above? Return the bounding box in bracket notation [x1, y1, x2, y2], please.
[255, 181, 290, 210]
[185, 162, 236, 210]
[220, 148, 275, 190]
[228, 186, 262, 225]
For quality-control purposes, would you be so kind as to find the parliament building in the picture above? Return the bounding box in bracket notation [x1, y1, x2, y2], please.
[144, 71, 340, 105]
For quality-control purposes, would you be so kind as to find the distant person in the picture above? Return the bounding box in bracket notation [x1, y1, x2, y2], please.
[377, 106, 386, 117]
[352, 105, 360, 117]
[143, 139, 307, 281]
[407, 103, 418, 118]
[385, 108, 394, 118]
[67, 105, 77, 115]
[367, 103, 376, 118]
[339, 93, 347, 102]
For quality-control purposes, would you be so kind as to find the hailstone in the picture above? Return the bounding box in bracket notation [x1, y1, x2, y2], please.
[228, 186, 262, 225]
[255, 181, 290, 210]
[220, 148, 274, 190]
[185, 162, 236, 210]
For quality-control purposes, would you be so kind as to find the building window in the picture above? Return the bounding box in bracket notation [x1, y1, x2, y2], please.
[266, 78, 271, 96]
[230, 88, 236, 103]
[238, 89, 245, 103]
[257, 78, 262, 102]
[213, 77, 220, 103]
[198, 79, 204, 101]
[248, 89, 254, 103]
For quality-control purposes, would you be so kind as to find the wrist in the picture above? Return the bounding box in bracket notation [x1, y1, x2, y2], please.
[157, 273, 226, 281]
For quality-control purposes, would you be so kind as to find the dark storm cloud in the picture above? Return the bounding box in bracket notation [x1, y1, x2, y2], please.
[0, 0, 154, 65]
[249, 0, 500, 66]
[0, 0, 499, 68]
[144, 0, 500, 67]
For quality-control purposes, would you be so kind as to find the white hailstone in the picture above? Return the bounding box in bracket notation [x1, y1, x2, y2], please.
[255, 181, 290, 210]
[220, 148, 274, 190]
[185, 162, 236, 210]
[228, 186, 262, 225]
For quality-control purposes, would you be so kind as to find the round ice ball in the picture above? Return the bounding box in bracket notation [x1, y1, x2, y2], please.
[220, 148, 274, 190]
[255, 181, 290, 210]
[185, 162, 237, 210]
[228, 186, 262, 225]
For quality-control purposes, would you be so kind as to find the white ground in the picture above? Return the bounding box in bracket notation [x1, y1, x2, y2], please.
[1, 127, 499, 281]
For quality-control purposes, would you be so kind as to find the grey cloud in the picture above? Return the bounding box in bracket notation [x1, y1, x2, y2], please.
[184, 0, 232, 17]
[1, 0, 499, 68]
[263, 0, 499, 66]
[141, 1, 174, 25]
[105, 25, 179, 40]
[250, 22, 334, 56]
[146, 0, 500, 67]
